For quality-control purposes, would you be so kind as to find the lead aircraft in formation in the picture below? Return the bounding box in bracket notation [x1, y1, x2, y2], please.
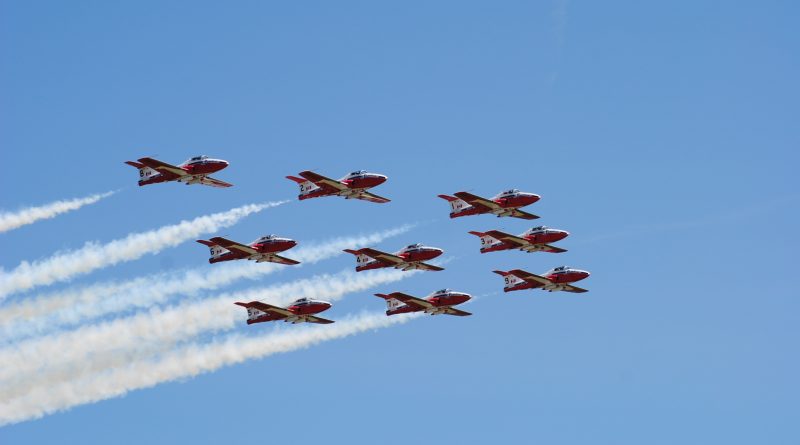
[468, 226, 569, 254]
[344, 243, 444, 272]
[235, 298, 334, 325]
[438, 189, 540, 220]
[125, 156, 590, 325]
[125, 155, 233, 188]
[375, 289, 472, 317]
[286, 170, 390, 203]
[494, 267, 591, 293]
[196, 234, 300, 265]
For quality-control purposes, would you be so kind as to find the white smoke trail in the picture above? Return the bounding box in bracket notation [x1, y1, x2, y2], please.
[0, 201, 286, 300]
[0, 224, 414, 341]
[0, 191, 116, 233]
[0, 311, 417, 426]
[0, 268, 412, 400]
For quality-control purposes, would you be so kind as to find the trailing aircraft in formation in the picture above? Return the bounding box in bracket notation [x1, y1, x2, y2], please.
[493, 266, 591, 293]
[344, 243, 444, 272]
[286, 170, 390, 203]
[196, 234, 300, 265]
[468, 226, 569, 254]
[438, 189, 540, 220]
[124, 155, 233, 188]
[234, 298, 334, 325]
[374, 289, 472, 317]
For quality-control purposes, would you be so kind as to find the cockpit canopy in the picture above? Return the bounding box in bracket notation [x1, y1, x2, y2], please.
[529, 226, 548, 232]
[256, 234, 277, 243]
[348, 170, 367, 176]
[405, 243, 423, 249]
[553, 266, 570, 272]
[293, 297, 311, 304]
[434, 288, 452, 295]
[187, 155, 209, 163]
[499, 188, 520, 195]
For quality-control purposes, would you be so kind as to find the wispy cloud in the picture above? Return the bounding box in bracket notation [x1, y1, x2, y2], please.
[0, 224, 415, 341]
[0, 191, 116, 234]
[0, 311, 417, 426]
[0, 269, 413, 402]
[0, 201, 286, 300]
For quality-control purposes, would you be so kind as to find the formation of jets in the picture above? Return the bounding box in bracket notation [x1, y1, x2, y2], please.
[125, 155, 591, 325]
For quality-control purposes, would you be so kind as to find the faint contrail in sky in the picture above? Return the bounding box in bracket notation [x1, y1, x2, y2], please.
[0, 311, 417, 426]
[0, 191, 116, 234]
[0, 269, 412, 401]
[0, 224, 414, 340]
[0, 201, 286, 300]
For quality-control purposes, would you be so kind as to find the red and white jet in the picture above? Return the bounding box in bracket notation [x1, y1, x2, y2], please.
[235, 298, 334, 325]
[124, 155, 232, 188]
[286, 170, 390, 203]
[196, 234, 300, 265]
[494, 266, 591, 293]
[438, 189, 540, 220]
[468, 226, 569, 254]
[344, 243, 444, 272]
[374, 289, 472, 317]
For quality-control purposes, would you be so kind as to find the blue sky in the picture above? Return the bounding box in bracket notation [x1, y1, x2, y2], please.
[1, 1, 798, 443]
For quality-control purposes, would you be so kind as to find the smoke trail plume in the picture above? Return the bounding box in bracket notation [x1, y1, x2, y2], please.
[0, 269, 412, 400]
[0, 201, 286, 299]
[0, 311, 417, 426]
[0, 191, 116, 233]
[0, 224, 414, 340]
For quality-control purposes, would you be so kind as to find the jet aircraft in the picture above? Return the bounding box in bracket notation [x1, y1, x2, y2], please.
[234, 298, 334, 325]
[286, 170, 390, 203]
[344, 243, 444, 272]
[374, 289, 472, 316]
[493, 267, 590, 293]
[438, 189, 539, 219]
[468, 226, 569, 254]
[124, 155, 232, 187]
[196, 234, 300, 265]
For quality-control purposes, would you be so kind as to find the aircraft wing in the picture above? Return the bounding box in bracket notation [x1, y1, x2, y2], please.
[304, 315, 335, 324]
[210, 237, 259, 256]
[198, 176, 233, 188]
[443, 307, 472, 317]
[484, 230, 530, 247]
[453, 191, 499, 211]
[138, 157, 187, 179]
[258, 254, 301, 265]
[358, 248, 406, 265]
[352, 190, 391, 204]
[560, 284, 589, 293]
[237, 301, 293, 318]
[412, 262, 445, 272]
[298, 171, 347, 192]
[508, 269, 553, 286]
[505, 209, 539, 220]
[541, 244, 567, 254]
[386, 292, 434, 309]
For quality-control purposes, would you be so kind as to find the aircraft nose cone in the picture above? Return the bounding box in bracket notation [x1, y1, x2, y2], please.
[558, 230, 570, 240]
[287, 240, 297, 247]
[374, 174, 387, 184]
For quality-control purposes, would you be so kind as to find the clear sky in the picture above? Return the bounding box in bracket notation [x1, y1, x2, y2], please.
[1, 1, 798, 443]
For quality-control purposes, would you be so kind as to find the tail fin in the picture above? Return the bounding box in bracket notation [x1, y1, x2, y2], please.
[493, 270, 524, 290]
[125, 161, 159, 186]
[196, 240, 227, 261]
[344, 249, 372, 268]
[374, 293, 404, 313]
[438, 194, 469, 215]
[235, 302, 266, 324]
[468, 231, 501, 252]
[286, 175, 319, 197]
